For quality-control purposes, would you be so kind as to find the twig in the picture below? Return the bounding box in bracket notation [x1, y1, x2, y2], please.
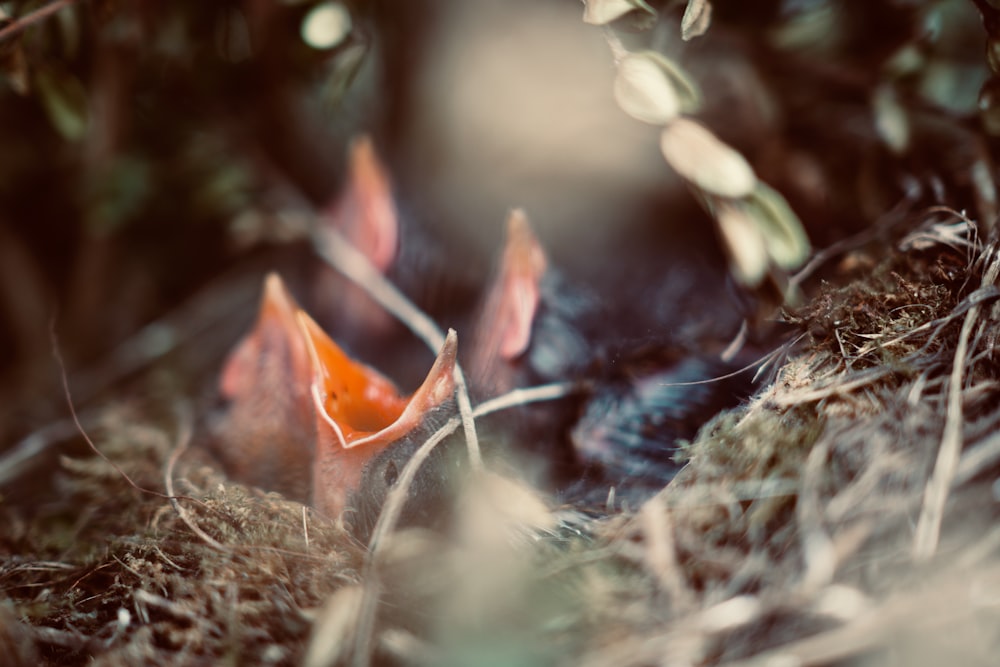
[0, 416, 97, 488]
[349, 380, 583, 667]
[312, 225, 445, 352]
[51, 319, 173, 501]
[0, 0, 80, 45]
[855, 284, 1000, 354]
[65, 265, 261, 408]
[52, 319, 222, 524]
[452, 367, 482, 468]
[4, 263, 261, 433]
[658, 478, 799, 509]
[24, 624, 88, 651]
[133, 589, 203, 624]
[310, 223, 483, 469]
[788, 198, 916, 290]
[163, 403, 227, 552]
[302, 506, 311, 551]
[471, 381, 578, 417]
[600, 25, 629, 63]
[771, 365, 895, 407]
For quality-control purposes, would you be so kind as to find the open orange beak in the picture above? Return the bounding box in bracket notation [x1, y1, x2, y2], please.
[470, 209, 548, 392]
[300, 312, 458, 518]
[214, 273, 315, 500]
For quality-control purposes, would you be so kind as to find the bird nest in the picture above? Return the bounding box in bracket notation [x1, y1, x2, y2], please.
[4, 210, 1000, 666]
[5, 1, 1000, 665]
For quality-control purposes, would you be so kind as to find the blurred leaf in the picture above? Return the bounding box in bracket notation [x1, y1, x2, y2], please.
[302, 585, 363, 667]
[918, 61, 986, 115]
[614, 51, 700, 125]
[989, 39, 1000, 75]
[301, 1, 352, 50]
[85, 156, 152, 234]
[55, 2, 80, 58]
[970, 159, 998, 224]
[883, 44, 925, 79]
[770, 2, 841, 54]
[978, 78, 1000, 136]
[650, 50, 700, 112]
[179, 134, 253, 217]
[215, 8, 252, 63]
[714, 200, 769, 287]
[660, 118, 756, 198]
[744, 182, 811, 271]
[614, 53, 679, 125]
[193, 162, 251, 216]
[322, 42, 367, 107]
[34, 62, 88, 141]
[872, 84, 909, 154]
[681, 0, 712, 41]
[583, 0, 655, 27]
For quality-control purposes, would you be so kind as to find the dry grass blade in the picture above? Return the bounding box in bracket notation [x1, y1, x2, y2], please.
[345, 380, 578, 667]
[348, 417, 460, 667]
[719, 562, 1000, 667]
[771, 365, 894, 406]
[0, 416, 96, 488]
[914, 246, 1000, 560]
[798, 437, 836, 590]
[163, 403, 227, 553]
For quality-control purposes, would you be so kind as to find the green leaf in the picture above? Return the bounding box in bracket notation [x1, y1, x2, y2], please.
[85, 156, 152, 234]
[34, 63, 88, 141]
[871, 84, 909, 154]
[743, 182, 811, 271]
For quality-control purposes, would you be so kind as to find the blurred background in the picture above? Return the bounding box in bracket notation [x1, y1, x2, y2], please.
[0, 0, 994, 448]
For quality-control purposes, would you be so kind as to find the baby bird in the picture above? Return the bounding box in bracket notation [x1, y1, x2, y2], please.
[298, 312, 458, 522]
[354, 209, 756, 523]
[209, 272, 460, 530]
[209, 274, 314, 502]
[467, 210, 755, 504]
[312, 134, 479, 385]
[210, 136, 758, 536]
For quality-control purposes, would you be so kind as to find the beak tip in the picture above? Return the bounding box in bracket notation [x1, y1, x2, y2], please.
[503, 209, 546, 276]
[261, 272, 299, 320]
